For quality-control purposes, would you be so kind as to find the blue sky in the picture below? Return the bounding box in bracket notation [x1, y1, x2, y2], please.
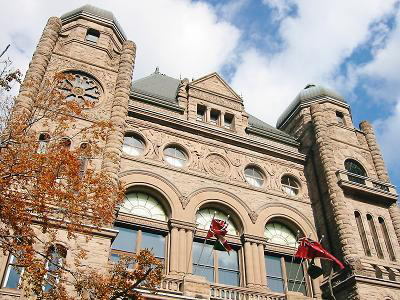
[1, 0, 399, 191]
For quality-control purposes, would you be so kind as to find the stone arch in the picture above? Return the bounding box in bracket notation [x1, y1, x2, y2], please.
[256, 202, 317, 239]
[119, 169, 183, 219]
[185, 187, 252, 233]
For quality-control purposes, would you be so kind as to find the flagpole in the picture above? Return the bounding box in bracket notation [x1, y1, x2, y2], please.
[290, 232, 311, 291]
[194, 211, 216, 275]
[286, 230, 300, 291]
[295, 235, 324, 293]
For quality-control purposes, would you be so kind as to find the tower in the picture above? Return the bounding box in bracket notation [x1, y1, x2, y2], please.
[277, 84, 400, 299]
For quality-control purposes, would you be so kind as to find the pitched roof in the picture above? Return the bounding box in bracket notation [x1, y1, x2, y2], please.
[276, 84, 347, 128]
[61, 4, 126, 41]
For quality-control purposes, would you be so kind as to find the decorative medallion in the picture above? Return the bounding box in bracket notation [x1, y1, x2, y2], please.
[58, 71, 102, 107]
[205, 154, 230, 177]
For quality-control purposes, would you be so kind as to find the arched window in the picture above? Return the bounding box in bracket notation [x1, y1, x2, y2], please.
[79, 143, 90, 178]
[281, 175, 300, 197]
[378, 217, 395, 261]
[354, 211, 371, 256]
[264, 222, 308, 296]
[163, 146, 188, 168]
[344, 159, 366, 185]
[59, 137, 71, 149]
[111, 192, 167, 265]
[244, 166, 264, 188]
[44, 244, 67, 292]
[122, 134, 145, 156]
[367, 214, 384, 259]
[193, 208, 241, 286]
[37, 132, 50, 154]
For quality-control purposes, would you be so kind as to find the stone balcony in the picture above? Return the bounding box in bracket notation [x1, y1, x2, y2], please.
[336, 170, 398, 202]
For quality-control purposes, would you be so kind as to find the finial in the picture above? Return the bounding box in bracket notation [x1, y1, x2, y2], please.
[155, 66, 160, 74]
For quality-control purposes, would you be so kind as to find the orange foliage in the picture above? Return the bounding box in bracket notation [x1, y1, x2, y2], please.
[0, 70, 163, 299]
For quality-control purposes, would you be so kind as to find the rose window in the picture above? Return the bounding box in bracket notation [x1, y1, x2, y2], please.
[58, 72, 101, 106]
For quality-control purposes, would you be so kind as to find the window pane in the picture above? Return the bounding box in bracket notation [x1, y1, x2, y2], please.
[218, 250, 238, 270]
[194, 265, 214, 282]
[219, 269, 239, 286]
[267, 277, 284, 293]
[112, 227, 137, 253]
[266, 255, 282, 278]
[4, 266, 22, 289]
[141, 231, 165, 258]
[285, 260, 303, 281]
[288, 281, 306, 295]
[193, 242, 214, 266]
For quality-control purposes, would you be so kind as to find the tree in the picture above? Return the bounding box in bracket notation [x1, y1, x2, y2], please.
[0, 47, 162, 300]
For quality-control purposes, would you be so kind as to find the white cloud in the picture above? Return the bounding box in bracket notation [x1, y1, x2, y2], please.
[230, 0, 398, 125]
[0, 0, 240, 81]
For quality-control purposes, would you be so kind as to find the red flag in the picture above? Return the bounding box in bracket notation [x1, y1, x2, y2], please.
[295, 237, 344, 270]
[206, 219, 228, 239]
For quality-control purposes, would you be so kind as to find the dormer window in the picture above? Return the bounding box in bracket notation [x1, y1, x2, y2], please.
[197, 105, 206, 122]
[336, 111, 345, 125]
[85, 28, 100, 44]
[210, 109, 220, 126]
[224, 113, 234, 129]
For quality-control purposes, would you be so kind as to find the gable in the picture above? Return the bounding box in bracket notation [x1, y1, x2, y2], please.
[191, 73, 241, 101]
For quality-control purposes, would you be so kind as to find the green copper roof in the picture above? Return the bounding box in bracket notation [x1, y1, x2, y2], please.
[61, 4, 126, 41]
[276, 84, 346, 128]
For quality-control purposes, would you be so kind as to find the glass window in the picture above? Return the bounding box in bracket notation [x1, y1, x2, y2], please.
[265, 223, 297, 247]
[224, 113, 234, 129]
[336, 111, 345, 125]
[2, 255, 23, 289]
[122, 134, 145, 156]
[86, 28, 100, 43]
[344, 159, 366, 185]
[210, 109, 220, 125]
[163, 146, 187, 168]
[197, 105, 206, 121]
[367, 214, 384, 259]
[192, 241, 239, 286]
[281, 175, 300, 196]
[196, 208, 238, 236]
[120, 192, 167, 221]
[37, 133, 50, 154]
[265, 254, 307, 295]
[111, 226, 165, 264]
[44, 245, 67, 292]
[244, 166, 264, 188]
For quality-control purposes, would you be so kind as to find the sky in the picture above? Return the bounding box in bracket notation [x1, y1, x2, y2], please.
[1, 0, 399, 191]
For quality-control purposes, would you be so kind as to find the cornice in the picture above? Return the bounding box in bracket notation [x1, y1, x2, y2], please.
[131, 92, 184, 113]
[127, 104, 306, 164]
[169, 219, 197, 231]
[241, 233, 266, 245]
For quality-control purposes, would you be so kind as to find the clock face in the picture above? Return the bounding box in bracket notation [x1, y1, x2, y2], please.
[265, 223, 297, 247]
[58, 72, 101, 107]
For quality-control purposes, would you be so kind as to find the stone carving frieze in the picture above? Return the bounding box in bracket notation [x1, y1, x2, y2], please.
[189, 88, 242, 111]
[205, 153, 231, 177]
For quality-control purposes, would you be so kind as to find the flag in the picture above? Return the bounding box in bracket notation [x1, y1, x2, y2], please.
[295, 237, 345, 270]
[206, 219, 232, 252]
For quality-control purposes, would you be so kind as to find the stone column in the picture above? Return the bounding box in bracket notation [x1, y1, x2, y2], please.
[170, 227, 179, 274]
[101, 41, 136, 181]
[244, 241, 254, 287]
[310, 104, 358, 266]
[257, 244, 267, 286]
[186, 229, 194, 274]
[178, 228, 187, 273]
[359, 121, 400, 246]
[14, 17, 62, 117]
[359, 121, 390, 182]
[252, 243, 261, 286]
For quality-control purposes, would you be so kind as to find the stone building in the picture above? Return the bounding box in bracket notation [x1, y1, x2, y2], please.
[1, 4, 400, 300]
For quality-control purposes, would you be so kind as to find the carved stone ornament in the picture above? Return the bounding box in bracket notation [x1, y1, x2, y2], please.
[205, 153, 230, 177]
[248, 211, 258, 224]
[179, 195, 189, 209]
[58, 71, 102, 107]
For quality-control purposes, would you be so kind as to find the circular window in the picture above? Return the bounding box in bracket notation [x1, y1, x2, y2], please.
[122, 134, 145, 156]
[58, 71, 102, 107]
[244, 166, 264, 187]
[163, 146, 187, 168]
[281, 175, 300, 196]
[196, 208, 238, 235]
[120, 192, 167, 221]
[265, 223, 297, 247]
